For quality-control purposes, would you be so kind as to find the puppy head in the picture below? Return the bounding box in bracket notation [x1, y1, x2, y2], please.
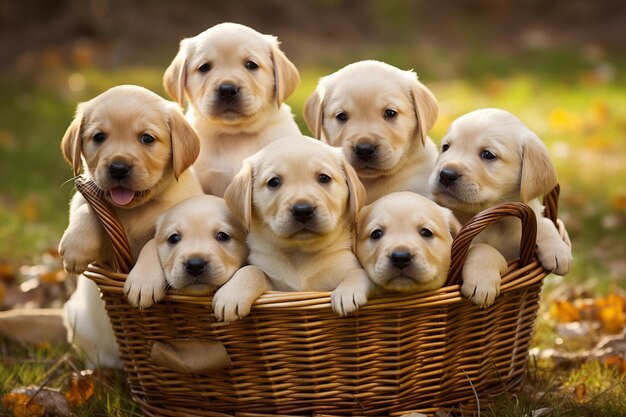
[163, 22, 299, 123]
[303, 60, 438, 179]
[61, 85, 200, 209]
[155, 195, 247, 292]
[429, 108, 558, 214]
[356, 192, 460, 293]
[224, 135, 365, 250]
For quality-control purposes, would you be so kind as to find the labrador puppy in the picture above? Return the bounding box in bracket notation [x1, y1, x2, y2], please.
[164, 22, 302, 197]
[59, 85, 203, 367]
[356, 192, 460, 293]
[212, 135, 370, 321]
[124, 195, 248, 308]
[429, 108, 573, 307]
[304, 60, 439, 203]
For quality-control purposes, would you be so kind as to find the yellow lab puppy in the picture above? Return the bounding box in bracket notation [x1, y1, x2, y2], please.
[212, 135, 370, 321]
[304, 60, 438, 203]
[59, 85, 203, 367]
[164, 22, 302, 197]
[124, 195, 248, 308]
[357, 192, 460, 293]
[429, 108, 573, 307]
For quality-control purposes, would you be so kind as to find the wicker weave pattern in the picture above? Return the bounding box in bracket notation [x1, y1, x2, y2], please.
[78, 179, 560, 416]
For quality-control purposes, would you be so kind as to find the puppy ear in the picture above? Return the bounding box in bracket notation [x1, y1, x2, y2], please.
[520, 133, 558, 202]
[168, 104, 200, 180]
[409, 75, 438, 146]
[60, 105, 85, 177]
[224, 158, 254, 231]
[342, 158, 366, 224]
[163, 40, 189, 108]
[303, 89, 324, 140]
[268, 36, 300, 108]
[445, 209, 462, 239]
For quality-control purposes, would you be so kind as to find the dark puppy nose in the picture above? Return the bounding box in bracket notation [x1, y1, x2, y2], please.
[353, 143, 377, 161]
[390, 251, 413, 269]
[217, 83, 239, 103]
[292, 203, 315, 223]
[185, 258, 207, 277]
[439, 168, 460, 186]
[109, 162, 131, 181]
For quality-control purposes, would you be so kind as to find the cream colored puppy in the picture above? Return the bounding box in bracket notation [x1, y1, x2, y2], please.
[59, 85, 203, 368]
[213, 135, 370, 321]
[164, 22, 302, 197]
[357, 192, 460, 293]
[304, 60, 438, 203]
[124, 195, 248, 308]
[429, 108, 573, 307]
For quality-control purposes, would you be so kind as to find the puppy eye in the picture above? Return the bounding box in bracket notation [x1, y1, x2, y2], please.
[216, 232, 230, 242]
[480, 150, 496, 160]
[245, 60, 259, 70]
[318, 173, 331, 184]
[198, 63, 211, 73]
[93, 132, 106, 143]
[370, 229, 384, 240]
[267, 177, 281, 188]
[441, 144, 449, 152]
[384, 109, 398, 119]
[167, 233, 181, 244]
[140, 133, 155, 144]
[420, 228, 433, 238]
[335, 112, 348, 122]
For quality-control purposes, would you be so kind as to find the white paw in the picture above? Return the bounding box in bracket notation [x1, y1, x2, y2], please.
[461, 267, 501, 308]
[536, 236, 573, 276]
[212, 287, 253, 322]
[59, 229, 100, 274]
[331, 285, 368, 317]
[124, 274, 166, 308]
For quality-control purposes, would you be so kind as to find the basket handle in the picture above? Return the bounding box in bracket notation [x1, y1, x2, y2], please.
[445, 185, 561, 286]
[75, 177, 134, 273]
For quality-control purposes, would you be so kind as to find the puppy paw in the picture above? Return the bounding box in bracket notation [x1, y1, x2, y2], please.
[58, 229, 100, 274]
[212, 288, 254, 322]
[331, 284, 369, 317]
[536, 235, 573, 276]
[124, 274, 166, 308]
[461, 267, 501, 309]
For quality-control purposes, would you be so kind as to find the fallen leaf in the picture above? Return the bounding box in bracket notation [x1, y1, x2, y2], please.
[550, 300, 581, 323]
[2, 386, 70, 417]
[597, 294, 626, 334]
[65, 370, 96, 406]
[0, 261, 14, 283]
[603, 355, 626, 375]
[574, 383, 586, 403]
[1, 392, 45, 417]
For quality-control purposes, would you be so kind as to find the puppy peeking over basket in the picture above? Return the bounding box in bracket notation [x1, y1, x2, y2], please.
[429, 108, 573, 308]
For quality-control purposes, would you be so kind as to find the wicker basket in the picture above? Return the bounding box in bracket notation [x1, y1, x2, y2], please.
[78, 178, 563, 417]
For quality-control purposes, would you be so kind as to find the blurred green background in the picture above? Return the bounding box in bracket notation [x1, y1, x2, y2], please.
[1, 0, 625, 291]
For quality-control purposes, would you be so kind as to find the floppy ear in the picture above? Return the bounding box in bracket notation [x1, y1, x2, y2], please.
[445, 209, 462, 239]
[163, 40, 189, 108]
[61, 105, 85, 177]
[268, 36, 300, 108]
[520, 133, 558, 202]
[169, 104, 200, 180]
[341, 158, 366, 225]
[303, 89, 324, 140]
[224, 158, 254, 231]
[409, 76, 439, 146]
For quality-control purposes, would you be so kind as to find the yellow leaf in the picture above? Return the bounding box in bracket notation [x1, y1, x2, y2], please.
[548, 108, 583, 134]
[597, 294, 626, 334]
[2, 392, 45, 417]
[549, 300, 581, 323]
[64, 372, 96, 407]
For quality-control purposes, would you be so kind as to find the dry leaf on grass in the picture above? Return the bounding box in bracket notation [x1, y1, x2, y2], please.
[2, 386, 71, 417]
[64, 370, 96, 407]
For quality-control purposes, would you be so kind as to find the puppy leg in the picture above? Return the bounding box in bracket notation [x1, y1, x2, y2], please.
[331, 268, 373, 316]
[462, 243, 508, 308]
[59, 193, 105, 274]
[536, 217, 573, 276]
[124, 239, 167, 308]
[212, 265, 271, 322]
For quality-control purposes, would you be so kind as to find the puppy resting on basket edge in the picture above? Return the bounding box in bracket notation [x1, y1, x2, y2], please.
[59, 85, 203, 368]
[124, 195, 248, 308]
[429, 108, 573, 308]
[356, 192, 460, 294]
[211, 135, 372, 322]
[163, 22, 301, 197]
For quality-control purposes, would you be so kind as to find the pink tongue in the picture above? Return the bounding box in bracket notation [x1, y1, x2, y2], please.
[110, 187, 135, 206]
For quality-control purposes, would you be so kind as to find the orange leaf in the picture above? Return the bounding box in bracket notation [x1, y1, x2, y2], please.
[603, 355, 626, 375]
[0, 261, 14, 283]
[64, 371, 96, 406]
[550, 300, 581, 323]
[598, 296, 626, 334]
[574, 383, 586, 403]
[2, 392, 45, 417]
